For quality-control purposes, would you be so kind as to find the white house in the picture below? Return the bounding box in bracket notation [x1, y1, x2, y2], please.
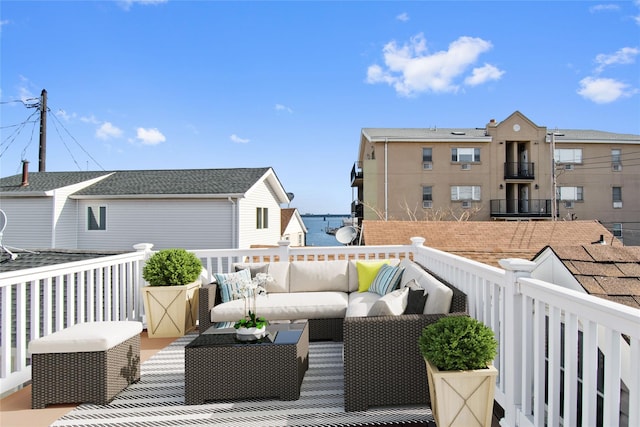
[280, 208, 307, 246]
[0, 166, 291, 251]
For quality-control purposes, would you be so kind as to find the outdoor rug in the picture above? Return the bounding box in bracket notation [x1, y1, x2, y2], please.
[53, 334, 435, 426]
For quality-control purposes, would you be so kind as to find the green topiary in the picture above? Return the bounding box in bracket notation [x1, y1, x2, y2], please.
[142, 248, 202, 286]
[418, 315, 497, 371]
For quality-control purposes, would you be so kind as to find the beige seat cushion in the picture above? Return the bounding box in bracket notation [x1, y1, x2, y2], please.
[346, 291, 381, 317]
[28, 321, 142, 354]
[211, 292, 348, 322]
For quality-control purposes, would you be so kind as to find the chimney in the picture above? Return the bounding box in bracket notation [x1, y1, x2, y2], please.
[21, 160, 29, 187]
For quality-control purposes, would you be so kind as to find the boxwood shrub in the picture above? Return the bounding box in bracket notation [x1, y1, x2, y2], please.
[142, 248, 202, 286]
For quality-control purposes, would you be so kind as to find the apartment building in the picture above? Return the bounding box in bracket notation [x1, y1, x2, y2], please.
[350, 111, 640, 245]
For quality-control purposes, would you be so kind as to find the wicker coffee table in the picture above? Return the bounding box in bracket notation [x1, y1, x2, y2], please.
[185, 322, 309, 405]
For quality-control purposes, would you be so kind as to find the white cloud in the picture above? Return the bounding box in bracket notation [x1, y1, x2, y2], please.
[80, 114, 100, 125]
[577, 77, 636, 103]
[275, 104, 293, 113]
[136, 127, 166, 145]
[96, 122, 123, 140]
[464, 63, 505, 86]
[594, 47, 639, 73]
[230, 134, 250, 144]
[55, 109, 76, 121]
[0, 19, 10, 31]
[396, 12, 409, 22]
[366, 33, 503, 96]
[117, 0, 167, 11]
[589, 4, 620, 13]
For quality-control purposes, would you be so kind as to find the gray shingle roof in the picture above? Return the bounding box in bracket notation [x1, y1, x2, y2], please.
[0, 168, 272, 196]
[0, 249, 125, 272]
[362, 127, 639, 142]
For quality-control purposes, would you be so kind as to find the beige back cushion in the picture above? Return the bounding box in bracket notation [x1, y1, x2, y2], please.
[289, 260, 349, 292]
[265, 262, 290, 293]
[400, 259, 452, 314]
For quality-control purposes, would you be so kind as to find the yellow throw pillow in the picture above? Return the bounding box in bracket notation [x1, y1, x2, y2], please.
[356, 260, 390, 292]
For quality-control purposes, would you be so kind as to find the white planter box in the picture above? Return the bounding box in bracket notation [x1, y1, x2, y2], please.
[142, 281, 201, 338]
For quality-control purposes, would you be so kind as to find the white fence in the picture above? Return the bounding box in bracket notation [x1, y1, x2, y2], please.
[1, 239, 638, 427]
[0, 251, 146, 395]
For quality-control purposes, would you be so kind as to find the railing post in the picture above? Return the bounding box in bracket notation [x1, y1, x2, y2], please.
[498, 258, 536, 427]
[133, 243, 153, 322]
[277, 240, 291, 262]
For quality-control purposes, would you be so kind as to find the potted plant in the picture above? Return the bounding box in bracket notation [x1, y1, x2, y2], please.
[229, 272, 273, 340]
[418, 315, 498, 427]
[141, 248, 203, 338]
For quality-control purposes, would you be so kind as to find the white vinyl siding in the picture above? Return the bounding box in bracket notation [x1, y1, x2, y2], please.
[77, 199, 234, 250]
[0, 198, 53, 249]
[238, 179, 282, 248]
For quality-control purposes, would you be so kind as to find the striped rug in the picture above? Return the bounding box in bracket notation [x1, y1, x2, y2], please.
[53, 334, 434, 426]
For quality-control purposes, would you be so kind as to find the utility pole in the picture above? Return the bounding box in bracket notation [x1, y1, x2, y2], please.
[550, 131, 557, 221]
[38, 89, 47, 172]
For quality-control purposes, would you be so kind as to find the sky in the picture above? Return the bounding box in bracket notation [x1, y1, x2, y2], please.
[1, 1, 639, 215]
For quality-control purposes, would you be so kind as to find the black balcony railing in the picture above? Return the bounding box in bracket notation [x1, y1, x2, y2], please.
[351, 200, 363, 218]
[490, 199, 552, 218]
[504, 162, 535, 179]
[350, 162, 363, 186]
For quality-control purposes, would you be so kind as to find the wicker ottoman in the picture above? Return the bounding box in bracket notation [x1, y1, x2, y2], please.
[28, 321, 142, 409]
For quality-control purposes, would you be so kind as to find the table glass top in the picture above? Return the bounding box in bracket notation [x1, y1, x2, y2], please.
[186, 322, 306, 349]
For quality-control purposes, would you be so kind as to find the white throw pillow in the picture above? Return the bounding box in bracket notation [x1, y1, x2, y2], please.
[367, 287, 409, 316]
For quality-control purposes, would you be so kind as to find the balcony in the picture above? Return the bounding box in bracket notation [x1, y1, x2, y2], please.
[504, 162, 535, 179]
[491, 199, 552, 218]
[1, 241, 638, 426]
[350, 162, 363, 187]
[351, 200, 363, 219]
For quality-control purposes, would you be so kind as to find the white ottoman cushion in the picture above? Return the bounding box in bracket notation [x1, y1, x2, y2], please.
[28, 321, 143, 354]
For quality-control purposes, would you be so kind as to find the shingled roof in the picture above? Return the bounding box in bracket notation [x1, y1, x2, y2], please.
[0, 168, 274, 196]
[362, 220, 622, 267]
[538, 245, 640, 310]
[0, 249, 124, 272]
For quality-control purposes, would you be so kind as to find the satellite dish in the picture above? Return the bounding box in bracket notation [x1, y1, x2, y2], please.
[286, 192, 295, 201]
[335, 226, 357, 245]
[0, 210, 6, 234]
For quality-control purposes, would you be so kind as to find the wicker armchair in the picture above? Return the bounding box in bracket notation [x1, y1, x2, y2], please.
[343, 276, 468, 412]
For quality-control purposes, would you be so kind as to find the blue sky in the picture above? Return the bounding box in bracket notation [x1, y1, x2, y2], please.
[1, 1, 639, 214]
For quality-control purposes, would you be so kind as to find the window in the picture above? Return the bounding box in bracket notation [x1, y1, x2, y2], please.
[88, 206, 106, 231]
[422, 186, 432, 208]
[612, 187, 622, 208]
[451, 148, 480, 163]
[422, 148, 433, 170]
[450, 186, 481, 201]
[612, 223, 622, 238]
[256, 207, 269, 229]
[557, 186, 583, 201]
[554, 148, 582, 164]
[611, 149, 622, 171]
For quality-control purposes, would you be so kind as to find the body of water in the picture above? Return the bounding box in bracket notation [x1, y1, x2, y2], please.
[302, 214, 351, 246]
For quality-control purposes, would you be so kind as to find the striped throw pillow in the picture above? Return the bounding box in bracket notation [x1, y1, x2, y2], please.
[213, 268, 252, 303]
[369, 264, 404, 296]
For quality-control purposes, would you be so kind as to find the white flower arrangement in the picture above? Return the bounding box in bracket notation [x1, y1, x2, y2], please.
[229, 272, 273, 329]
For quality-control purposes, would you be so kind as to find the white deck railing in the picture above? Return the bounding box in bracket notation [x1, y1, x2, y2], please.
[0, 251, 146, 395]
[1, 239, 638, 427]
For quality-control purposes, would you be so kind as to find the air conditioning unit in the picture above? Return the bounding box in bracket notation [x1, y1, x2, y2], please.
[564, 201, 574, 209]
[564, 164, 574, 171]
[613, 201, 623, 209]
[461, 164, 471, 170]
[461, 201, 471, 209]
[423, 162, 433, 170]
[612, 163, 622, 172]
[422, 200, 433, 209]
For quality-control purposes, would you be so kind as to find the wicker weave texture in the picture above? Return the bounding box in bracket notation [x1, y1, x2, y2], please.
[343, 277, 468, 412]
[185, 323, 309, 405]
[31, 335, 140, 409]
